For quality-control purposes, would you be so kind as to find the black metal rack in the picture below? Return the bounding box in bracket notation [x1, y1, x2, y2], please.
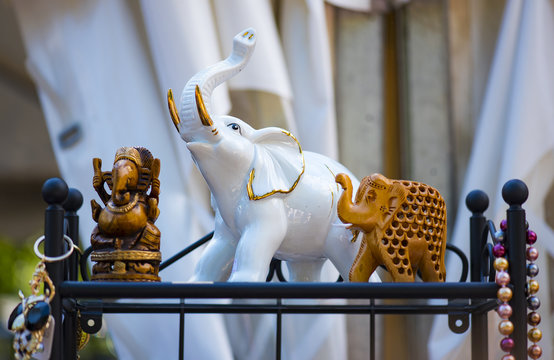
[38, 177, 531, 360]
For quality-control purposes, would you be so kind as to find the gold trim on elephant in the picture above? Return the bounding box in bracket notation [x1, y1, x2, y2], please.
[247, 131, 305, 201]
[195, 85, 214, 126]
[167, 89, 181, 131]
[324, 164, 340, 192]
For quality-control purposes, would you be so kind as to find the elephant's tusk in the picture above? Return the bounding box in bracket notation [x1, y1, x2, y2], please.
[195, 85, 214, 127]
[167, 89, 181, 132]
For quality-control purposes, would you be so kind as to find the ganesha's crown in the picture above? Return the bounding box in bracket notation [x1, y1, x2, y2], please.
[115, 147, 141, 167]
[114, 147, 153, 169]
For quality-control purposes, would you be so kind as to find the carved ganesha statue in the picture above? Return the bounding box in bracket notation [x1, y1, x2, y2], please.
[336, 173, 446, 282]
[90, 146, 162, 281]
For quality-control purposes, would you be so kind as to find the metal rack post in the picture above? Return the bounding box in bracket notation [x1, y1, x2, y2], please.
[42, 178, 69, 359]
[466, 189, 489, 359]
[63, 188, 83, 360]
[502, 179, 528, 359]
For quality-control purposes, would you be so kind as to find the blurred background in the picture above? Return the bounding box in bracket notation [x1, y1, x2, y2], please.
[0, 0, 552, 359]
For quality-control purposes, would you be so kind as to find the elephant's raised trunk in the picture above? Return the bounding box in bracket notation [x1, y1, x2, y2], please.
[169, 28, 257, 141]
[336, 173, 369, 227]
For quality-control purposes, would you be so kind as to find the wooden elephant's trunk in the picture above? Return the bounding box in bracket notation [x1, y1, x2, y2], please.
[336, 173, 374, 230]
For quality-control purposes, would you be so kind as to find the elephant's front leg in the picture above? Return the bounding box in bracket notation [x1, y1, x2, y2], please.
[190, 212, 238, 282]
[349, 239, 378, 282]
[228, 199, 287, 282]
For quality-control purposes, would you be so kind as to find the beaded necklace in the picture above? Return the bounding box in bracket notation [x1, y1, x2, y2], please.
[493, 219, 542, 359]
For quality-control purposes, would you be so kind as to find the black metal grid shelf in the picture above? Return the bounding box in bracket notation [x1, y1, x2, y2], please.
[66, 281, 499, 315]
[61, 281, 498, 299]
[36, 177, 532, 360]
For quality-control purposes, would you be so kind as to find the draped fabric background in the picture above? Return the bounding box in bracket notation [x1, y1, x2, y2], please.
[428, 0, 554, 358]
[12, 0, 349, 359]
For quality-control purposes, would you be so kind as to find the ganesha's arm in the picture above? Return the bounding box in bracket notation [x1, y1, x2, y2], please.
[147, 198, 160, 222]
[91, 199, 102, 223]
[92, 158, 110, 204]
[149, 158, 161, 200]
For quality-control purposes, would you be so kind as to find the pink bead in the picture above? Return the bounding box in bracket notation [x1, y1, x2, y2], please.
[527, 230, 537, 244]
[500, 337, 514, 352]
[493, 243, 506, 257]
[497, 303, 513, 319]
[501, 355, 515, 360]
[500, 219, 508, 231]
[527, 246, 539, 262]
[495, 271, 510, 286]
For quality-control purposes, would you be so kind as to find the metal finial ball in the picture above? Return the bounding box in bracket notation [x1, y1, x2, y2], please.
[501, 179, 529, 206]
[465, 190, 489, 213]
[42, 177, 69, 205]
[63, 188, 84, 212]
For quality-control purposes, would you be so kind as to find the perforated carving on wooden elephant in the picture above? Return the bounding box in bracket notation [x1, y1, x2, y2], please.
[336, 173, 446, 282]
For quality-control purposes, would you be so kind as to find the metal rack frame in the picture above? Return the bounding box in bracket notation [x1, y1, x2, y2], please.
[39, 177, 530, 360]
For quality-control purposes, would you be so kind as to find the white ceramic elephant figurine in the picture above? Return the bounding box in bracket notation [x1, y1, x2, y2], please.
[168, 28, 379, 282]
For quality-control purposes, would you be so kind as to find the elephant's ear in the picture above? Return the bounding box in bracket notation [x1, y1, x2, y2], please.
[369, 174, 407, 229]
[247, 128, 305, 200]
[379, 181, 407, 228]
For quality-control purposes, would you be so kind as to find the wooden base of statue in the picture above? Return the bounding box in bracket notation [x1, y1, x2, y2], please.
[89, 146, 162, 282]
[91, 250, 161, 282]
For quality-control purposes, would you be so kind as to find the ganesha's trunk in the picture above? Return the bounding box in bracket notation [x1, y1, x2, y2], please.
[176, 28, 256, 140]
[112, 172, 131, 206]
[336, 174, 369, 226]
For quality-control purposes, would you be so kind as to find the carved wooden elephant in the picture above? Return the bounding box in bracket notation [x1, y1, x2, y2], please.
[336, 173, 446, 282]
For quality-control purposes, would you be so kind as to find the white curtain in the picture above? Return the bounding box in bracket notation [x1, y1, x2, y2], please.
[280, 0, 338, 159]
[428, 0, 554, 358]
[13, 0, 347, 359]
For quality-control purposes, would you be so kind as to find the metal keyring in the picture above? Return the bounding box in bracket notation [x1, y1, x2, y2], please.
[34, 235, 77, 262]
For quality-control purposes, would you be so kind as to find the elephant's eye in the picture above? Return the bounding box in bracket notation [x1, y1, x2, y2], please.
[366, 190, 377, 202]
[227, 123, 242, 134]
